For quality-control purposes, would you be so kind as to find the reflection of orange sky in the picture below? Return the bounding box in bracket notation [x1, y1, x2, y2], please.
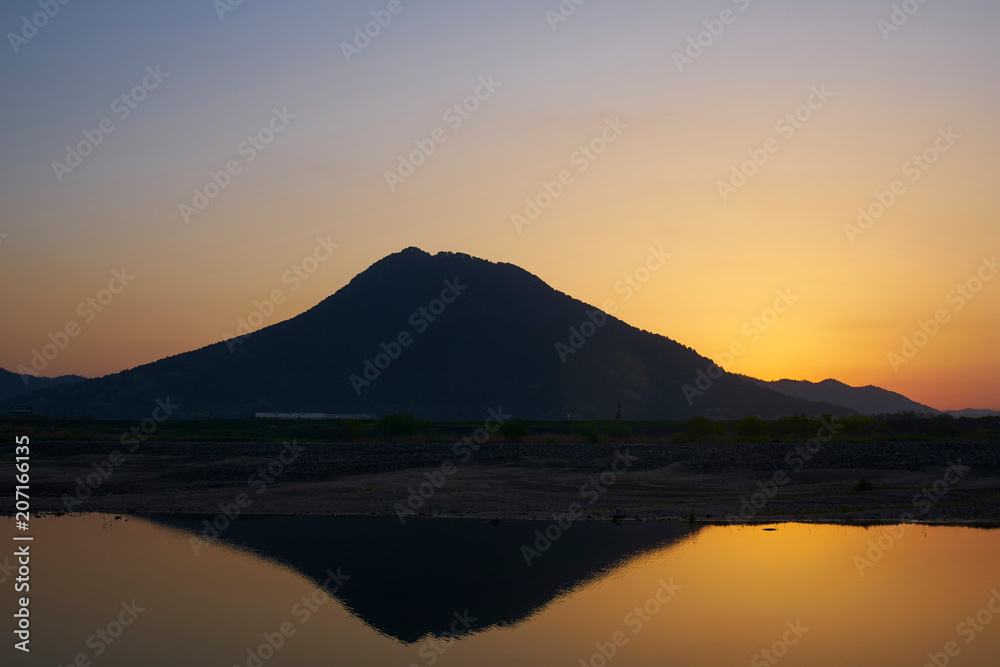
[15, 517, 1000, 667]
[491, 523, 1000, 667]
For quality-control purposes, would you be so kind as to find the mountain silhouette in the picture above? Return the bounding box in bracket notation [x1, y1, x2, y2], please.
[745, 377, 939, 415]
[146, 515, 698, 643]
[1, 248, 855, 419]
[945, 408, 1000, 418]
[0, 368, 86, 403]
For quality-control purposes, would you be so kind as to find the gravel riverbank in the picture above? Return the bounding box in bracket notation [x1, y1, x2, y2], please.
[17, 439, 1000, 523]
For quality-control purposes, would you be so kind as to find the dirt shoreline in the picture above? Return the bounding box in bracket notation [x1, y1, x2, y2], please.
[11, 440, 1000, 523]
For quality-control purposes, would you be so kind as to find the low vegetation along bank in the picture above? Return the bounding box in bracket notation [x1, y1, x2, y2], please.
[2, 413, 997, 444]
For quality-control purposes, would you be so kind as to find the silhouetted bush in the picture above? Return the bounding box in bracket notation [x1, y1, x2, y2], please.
[602, 421, 632, 438]
[735, 415, 764, 437]
[330, 419, 362, 441]
[688, 416, 712, 438]
[838, 415, 876, 438]
[573, 422, 600, 443]
[377, 414, 426, 437]
[499, 418, 530, 441]
[927, 414, 956, 437]
[770, 415, 820, 438]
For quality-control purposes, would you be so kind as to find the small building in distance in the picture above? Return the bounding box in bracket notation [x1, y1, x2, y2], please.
[255, 412, 376, 420]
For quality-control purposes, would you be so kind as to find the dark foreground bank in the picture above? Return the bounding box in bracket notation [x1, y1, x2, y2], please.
[6, 439, 1000, 523]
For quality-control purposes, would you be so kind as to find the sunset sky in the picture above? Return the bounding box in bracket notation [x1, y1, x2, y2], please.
[0, 0, 997, 410]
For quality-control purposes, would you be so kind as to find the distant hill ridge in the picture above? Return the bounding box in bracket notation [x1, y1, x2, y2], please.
[744, 377, 940, 415]
[944, 408, 1000, 418]
[0, 368, 85, 403]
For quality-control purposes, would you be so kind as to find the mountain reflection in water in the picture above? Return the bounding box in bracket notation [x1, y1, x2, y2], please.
[148, 515, 698, 643]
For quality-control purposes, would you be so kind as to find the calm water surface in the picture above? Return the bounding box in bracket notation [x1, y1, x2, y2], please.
[6, 515, 1000, 666]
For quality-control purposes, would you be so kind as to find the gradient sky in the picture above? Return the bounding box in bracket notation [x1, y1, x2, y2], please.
[0, 0, 997, 410]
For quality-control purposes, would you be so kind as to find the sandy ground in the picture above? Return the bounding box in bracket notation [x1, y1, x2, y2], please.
[15, 440, 1000, 523]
